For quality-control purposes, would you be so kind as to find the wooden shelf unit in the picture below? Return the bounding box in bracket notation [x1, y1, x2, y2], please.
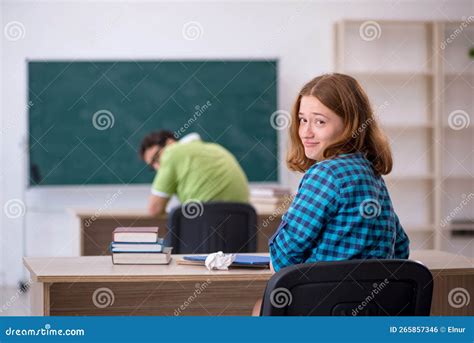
[335, 20, 474, 250]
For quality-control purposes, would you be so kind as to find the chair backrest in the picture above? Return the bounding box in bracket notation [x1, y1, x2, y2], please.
[261, 259, 433, 316]
[166, 202, 257, 254]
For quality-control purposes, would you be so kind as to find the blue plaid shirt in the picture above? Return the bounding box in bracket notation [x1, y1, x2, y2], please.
[269, 152, 409, 272]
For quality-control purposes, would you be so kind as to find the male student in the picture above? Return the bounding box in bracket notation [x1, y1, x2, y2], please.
[140, 130, 250, 216]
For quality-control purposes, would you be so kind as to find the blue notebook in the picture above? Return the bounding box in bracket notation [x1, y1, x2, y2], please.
[183, 255, 270, 266]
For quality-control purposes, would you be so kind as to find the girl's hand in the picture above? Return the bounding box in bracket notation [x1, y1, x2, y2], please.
[270, 260, 275, 273]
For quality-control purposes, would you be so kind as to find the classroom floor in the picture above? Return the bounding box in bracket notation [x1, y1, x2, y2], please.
[0, 286, 31, 316]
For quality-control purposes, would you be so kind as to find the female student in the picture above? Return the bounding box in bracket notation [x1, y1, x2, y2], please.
[253, 73, 409, 315]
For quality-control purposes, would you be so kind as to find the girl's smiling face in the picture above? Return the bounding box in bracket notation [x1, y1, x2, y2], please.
[298, 95, 344, 161]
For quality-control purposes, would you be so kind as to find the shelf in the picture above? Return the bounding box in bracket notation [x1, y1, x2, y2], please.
[442, 175, 474, 181]
[383, 124, 434, 130]
[336, 20, 472, 251]
[347, 71, 433, 78]
[402, 225, 434, 232]
[385, 174, 434, 181]
[444, 223, 474, 231]
[443, 125, 474, 130]
[444, 71, 474, 77]
[344, 20, 431, 25]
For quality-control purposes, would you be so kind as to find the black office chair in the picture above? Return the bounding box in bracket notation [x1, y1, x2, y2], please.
[261, 259, 433, 316]
[166, 202, 257, 254]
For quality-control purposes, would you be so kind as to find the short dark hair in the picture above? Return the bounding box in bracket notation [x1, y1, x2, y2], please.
[139, 130, 176, 159]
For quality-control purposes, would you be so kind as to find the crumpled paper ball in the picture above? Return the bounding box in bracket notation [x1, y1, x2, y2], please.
[205, 251, 236, 270]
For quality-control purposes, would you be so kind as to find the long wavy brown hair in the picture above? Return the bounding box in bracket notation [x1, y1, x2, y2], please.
[287, 73, 392, 175]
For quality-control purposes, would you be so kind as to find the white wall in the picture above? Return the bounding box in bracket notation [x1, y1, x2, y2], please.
[1, 0, 471, 286]
[0, 7, 4, 287]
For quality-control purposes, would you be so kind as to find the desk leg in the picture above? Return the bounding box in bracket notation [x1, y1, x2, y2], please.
[30, 282, 50, 316]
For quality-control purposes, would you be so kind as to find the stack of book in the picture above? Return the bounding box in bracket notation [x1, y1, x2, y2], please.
[110, 227, 172, 265]
[250, 186, 293, 213]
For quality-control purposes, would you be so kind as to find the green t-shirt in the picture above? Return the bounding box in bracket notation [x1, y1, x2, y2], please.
[151, 139, 249, 203]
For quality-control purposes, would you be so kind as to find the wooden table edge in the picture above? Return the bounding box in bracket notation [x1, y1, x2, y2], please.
[34, 274, 273, 283]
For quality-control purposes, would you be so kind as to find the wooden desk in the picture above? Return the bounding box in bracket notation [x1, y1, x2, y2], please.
[25, 254, 272, 316]
[71, 208, 283, 255]
[24, 250, 473, 316]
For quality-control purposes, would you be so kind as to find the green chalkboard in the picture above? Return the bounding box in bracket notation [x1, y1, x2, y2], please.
[28, 60, 278, 186]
